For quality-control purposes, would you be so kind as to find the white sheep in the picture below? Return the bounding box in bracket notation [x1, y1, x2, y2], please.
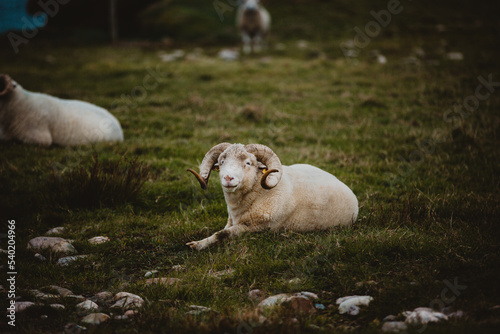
[236, 0, 271, 54]
[186, 143, 358, 250]
[0, 74, 123, 146]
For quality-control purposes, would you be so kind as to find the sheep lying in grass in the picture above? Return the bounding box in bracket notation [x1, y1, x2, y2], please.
[187, 143, 358, 250]
[236, 0, 271, 54]
[0, 74, 123, 146]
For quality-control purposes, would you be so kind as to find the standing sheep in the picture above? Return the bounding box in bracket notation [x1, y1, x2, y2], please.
[186, 143, 358, 250]
[0, 74, 123, 146]
[236, 0, 271, 54]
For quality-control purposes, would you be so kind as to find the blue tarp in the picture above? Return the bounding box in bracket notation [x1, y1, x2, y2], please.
[0, 0, 47, 34]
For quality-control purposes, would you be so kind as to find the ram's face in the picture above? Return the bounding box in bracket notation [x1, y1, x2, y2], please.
[217, 147, 263, 193]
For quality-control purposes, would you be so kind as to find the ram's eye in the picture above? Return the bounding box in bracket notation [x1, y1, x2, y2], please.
[220, 159, 224, 165]
[245, 161, 252, 166]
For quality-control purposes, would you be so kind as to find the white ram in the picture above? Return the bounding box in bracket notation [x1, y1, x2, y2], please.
[236, 0, 271, 54]
[0, 74, 123, 146]
[187, 143, 358, 250]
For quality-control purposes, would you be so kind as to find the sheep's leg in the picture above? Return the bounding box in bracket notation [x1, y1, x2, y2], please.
[242, 34, 252, 54]
[22, 129, 52, 146]
[223, 217, 233, 229]
[253, 35, 263, 53]
[186, 224, 256, 251]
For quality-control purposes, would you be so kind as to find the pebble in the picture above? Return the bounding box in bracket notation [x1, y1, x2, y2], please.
[88, 236, 110, 245]
[314, 303, 325, 310]
[382, 321, 408, 333]
[258, 293, 290, 308]
[57, 255, 89, 266]
[50, 304, 65, 310]
[218, 49, 239, 61]
[336, 295, 373, 315]
[446, 52, 464, 61]
[76, 300, 99, 313]
[81, 312, 110, 325]
[15, 301, 36, 312]
[47, 285, 74, 296]
[144, 277, 181, 286]
[159, 49, 185, 62]
[144, 270, 159, 277]
[186, 305, 214, 315]
[93, 291, 114, 305]
[111, 292, 144, 310]
[27, 237, 76, 255]
[34, 253, 47, 261]
[124, 310, 138, 318]
[45, 227, 65, 235]
[404, 307, 447, 325]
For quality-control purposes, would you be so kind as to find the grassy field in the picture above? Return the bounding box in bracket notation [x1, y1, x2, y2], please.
[1, 0, 499, 333]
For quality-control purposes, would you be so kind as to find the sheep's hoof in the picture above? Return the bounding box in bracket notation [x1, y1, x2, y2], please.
[186, 241, 202, 251]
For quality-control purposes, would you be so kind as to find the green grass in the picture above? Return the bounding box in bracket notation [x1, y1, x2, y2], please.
[1, 0, 499, 333]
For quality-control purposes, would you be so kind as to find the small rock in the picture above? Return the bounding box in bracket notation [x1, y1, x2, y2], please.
[186, 305, 214, 315]
[27, 237, 77, 255]
[81, 312, 110, 325]
[296, 291, 318, 300]
[34, 253, 47, 261]
[258, 293, 290, 308]
[41, 314, 48, 320]
[50, 304, 65, 310]
[47, 285, 74, 296]
[114, 315, 129, 321]
[159, 49, 185, 62]
[66, 295, 86, 303]
[88, 236, 110, 245]
[124, 310, 138, 318]
[46, 227, 65, 235]
[218, 49, 239, 61]
[144, 270, 158, 278]
[404, 307, 447, 326]
[248, 289, 265, 303]
[144, 277, 181, 286]
[314, 303, 325, 310]
[112, 292, 144, 310]
[336, 296, 373, 315]
[383, 315, 398, 321]
[297, 40, 309, 49]
[57, 255, 88, 266]
[93, 291, 114, 305]
[15, 301, 36, 312]
[31, 289, 58, 300]
[288, 278, 302, 285]
[376, 54, 387, 64]
[76, 300, 99, 313]
[382, 321, 408, 333]
[446, 52, 464, 61]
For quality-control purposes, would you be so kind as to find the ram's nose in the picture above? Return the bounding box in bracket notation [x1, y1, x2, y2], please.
[224, 175, 234, 182]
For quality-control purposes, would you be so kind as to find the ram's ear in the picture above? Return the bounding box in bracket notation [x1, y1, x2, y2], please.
[212, 163, 220, 172]
[257, 162, 267, 170]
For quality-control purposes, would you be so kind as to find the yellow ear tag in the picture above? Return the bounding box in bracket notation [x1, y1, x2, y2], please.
[214, 166, 220, 172]
[262, 168, 267, 174]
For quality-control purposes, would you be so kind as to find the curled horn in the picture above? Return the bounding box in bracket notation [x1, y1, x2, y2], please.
[187, 143, 231, 190]
[244, 144, 282, 189]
